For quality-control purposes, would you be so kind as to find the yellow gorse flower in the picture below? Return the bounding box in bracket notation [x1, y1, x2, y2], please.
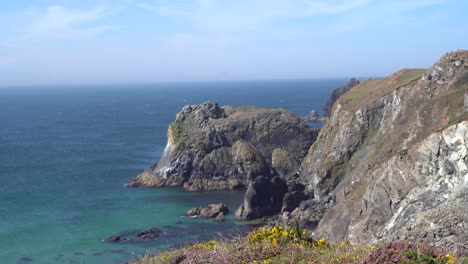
[445, 253, 455, 264]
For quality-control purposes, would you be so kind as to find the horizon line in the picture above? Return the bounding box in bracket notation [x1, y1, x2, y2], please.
[0, 75, 387, 89]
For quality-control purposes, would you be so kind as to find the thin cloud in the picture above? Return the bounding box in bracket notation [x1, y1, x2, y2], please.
[9, 5, 122, 44]
[137, 0, 371, 32]
[138, 0, 447, 33]
[300, 0, 370, 16]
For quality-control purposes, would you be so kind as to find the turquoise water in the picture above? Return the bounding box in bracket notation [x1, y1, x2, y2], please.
[0, 79, 345, 264]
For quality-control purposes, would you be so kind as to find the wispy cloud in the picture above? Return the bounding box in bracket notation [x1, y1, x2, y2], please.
[5, 5, 122, 45]
[138, 0, 447, 33]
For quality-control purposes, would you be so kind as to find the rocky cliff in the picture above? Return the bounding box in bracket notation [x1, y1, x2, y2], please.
[130, 102, 318, 192]
[295, 50, 468, 254]
[322, 78, 360, 117]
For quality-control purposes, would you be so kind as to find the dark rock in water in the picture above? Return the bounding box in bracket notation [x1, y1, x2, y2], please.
[322, 78, 360, 117]
[186, 203, 229, 218]
[130, 102, 317, 192]
[136, 228, 162, 240]
[186, 207, 201, 216]
[214, 212, 225, 222]
[110, 235, 120, 242]
[235, 176, 288, 220]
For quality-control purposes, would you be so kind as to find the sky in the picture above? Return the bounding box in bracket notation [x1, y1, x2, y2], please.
[0, 0, 467, 86]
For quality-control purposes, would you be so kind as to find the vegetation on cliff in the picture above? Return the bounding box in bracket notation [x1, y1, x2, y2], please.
[297, 50, 468, 254]
[322, 77, 360, 117]
[129, 50, 468, 262]
[131, 225, 464, 264]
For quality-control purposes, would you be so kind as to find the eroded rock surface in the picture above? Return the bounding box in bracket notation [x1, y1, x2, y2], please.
[295, 50, 468, 253]
[130, 102, 317, 191]
[235, 176, 288, 220]
[186, 203, 229, 218]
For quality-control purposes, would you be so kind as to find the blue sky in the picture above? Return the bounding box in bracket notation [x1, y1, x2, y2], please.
[0, 0, 467, 86]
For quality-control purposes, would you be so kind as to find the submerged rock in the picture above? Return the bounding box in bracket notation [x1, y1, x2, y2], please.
[110, 235, 120, 242]
[136, 228, 163, 240]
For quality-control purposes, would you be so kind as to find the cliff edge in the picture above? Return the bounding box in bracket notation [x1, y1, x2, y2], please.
[295, 50, 468, 254]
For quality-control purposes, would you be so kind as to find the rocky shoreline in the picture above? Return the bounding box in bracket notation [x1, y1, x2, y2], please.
[129, 50, 468, 255]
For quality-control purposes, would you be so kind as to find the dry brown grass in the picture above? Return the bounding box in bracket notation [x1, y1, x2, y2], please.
[339, 69, 426, 113]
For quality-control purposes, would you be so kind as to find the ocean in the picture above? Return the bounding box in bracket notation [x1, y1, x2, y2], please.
[0, 79, 347, 264]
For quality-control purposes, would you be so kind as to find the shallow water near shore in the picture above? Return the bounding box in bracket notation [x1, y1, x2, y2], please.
[0, 79, 346, 264]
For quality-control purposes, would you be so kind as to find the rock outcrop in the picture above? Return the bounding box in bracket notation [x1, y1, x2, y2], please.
[130, 102, 317, 192]
[235, 176, 288, 220]
[186, 203, 229, 218]
[322, 78, 360, 117]
[295, 50, 468, 254]
[303, 110, 327, 123]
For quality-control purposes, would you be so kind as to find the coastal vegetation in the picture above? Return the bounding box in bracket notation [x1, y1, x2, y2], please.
[131, 50, 468, 264]
[131, 225, 464, 264]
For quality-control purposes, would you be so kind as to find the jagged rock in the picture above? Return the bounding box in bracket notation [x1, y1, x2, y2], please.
[296, 50, 468, 254]
[281, 191, 306, 213]
[271, 148, 297, 178]
[214, 212, 225, 222]
[303, 110, 327, 122]
[323, 78, 360, 117]
[235, 176, 288, 220]
[307, 110, 320, 120]
[130, 102, 317, 192]
[186, 203, 228, 218]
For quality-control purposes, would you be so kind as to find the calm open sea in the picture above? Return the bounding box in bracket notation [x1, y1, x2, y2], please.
[0, 79, 346, 264]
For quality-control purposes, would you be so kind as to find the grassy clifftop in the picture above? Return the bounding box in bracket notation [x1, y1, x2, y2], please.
[338, 69, 426, 113]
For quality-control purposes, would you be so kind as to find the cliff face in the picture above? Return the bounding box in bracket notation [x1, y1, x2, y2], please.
[322, 78, 360, 117]
[299, 50, 468, 254]
[130, 102, 317, 192]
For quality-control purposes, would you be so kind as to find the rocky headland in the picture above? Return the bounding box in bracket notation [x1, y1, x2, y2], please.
[322, 77, 360, 117]
[291, 50, 468, 254]
[132, 50, 468, 255]
[303, 78, 360, 123]
[130, 103, 317, 191]
[129, 103, 318, 219]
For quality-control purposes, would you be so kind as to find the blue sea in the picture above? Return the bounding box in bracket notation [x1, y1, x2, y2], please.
[0, 79, 346, 264]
